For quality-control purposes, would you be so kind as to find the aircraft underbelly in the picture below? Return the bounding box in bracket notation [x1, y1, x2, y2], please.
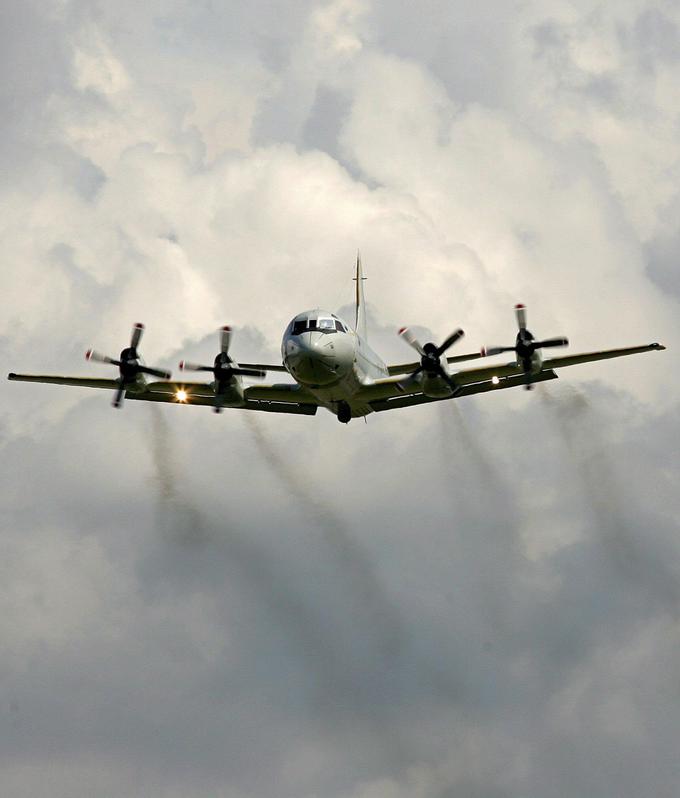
[305, 367, 375, 417]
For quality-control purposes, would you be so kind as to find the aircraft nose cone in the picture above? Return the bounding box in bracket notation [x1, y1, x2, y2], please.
[284, 331, 353, 386]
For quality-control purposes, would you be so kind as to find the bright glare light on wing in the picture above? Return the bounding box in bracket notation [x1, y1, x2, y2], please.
[491, 376, 500, 385]
[176, 389, 188, 402]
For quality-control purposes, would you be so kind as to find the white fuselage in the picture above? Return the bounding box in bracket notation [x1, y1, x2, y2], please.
[280, 309, 455, 420]
[281, 310, 389, 420]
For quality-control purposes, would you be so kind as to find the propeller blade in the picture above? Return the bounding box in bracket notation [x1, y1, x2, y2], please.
[231, 367, 266, 378]
[435, 328, 464, 356]
[398, 327, 425, 356]
[179, 361, 214, 372]
[138, 365, 172, 380]
[220, 326, 232, 355]
[86, 350, 121, 366]
[515, 304, 527, 330]
[480, 346, 515, 357]
[130, 322, 144, 350]
[112, 383, 125, 408]
[533, 337, 569, 349]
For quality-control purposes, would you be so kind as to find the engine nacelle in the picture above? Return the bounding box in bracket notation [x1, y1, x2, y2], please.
[214, 377, 245, 406]
[421, 374, 456, 399]
[516, 348, 543, 376]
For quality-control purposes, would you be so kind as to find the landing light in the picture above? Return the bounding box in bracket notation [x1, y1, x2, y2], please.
[176, 389, 188, 403]
[491, 376, 500, 385]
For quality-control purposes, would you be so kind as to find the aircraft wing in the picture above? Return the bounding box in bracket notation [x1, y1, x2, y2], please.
[369, 370, 559, 412]
[386, 351, 484, 376]
[541, 343, 666, 370]
[7, 373, 319, 415]
[139, 381, 319, 415]
[362, 341, 665, 412]
[8, 373, 122, 390]
[452, 342, 665, 386]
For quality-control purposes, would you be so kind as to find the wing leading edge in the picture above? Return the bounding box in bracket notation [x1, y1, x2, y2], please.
[7, 373, 319, 415]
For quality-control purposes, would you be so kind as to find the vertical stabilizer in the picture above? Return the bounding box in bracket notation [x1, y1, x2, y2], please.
[354, 250, 368, 341]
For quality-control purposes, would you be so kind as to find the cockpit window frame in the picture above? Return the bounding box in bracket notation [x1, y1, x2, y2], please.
[290, 316, 347, 335]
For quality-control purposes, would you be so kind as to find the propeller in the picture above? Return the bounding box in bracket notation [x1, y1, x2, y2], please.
[481, 304, 568, 389]
[85, 323, 172, 408]
[179, 326, 265, 413]
[397, 326, 465, 391]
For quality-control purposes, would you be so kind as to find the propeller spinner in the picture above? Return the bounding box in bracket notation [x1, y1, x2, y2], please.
[397, 326, 465, 393]
[481, 304, 568, 389]
[86, 323, 171, 407]
[179, 326, 265, 413]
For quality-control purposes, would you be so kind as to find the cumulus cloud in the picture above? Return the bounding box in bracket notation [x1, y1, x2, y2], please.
[1, 1, 679, 797]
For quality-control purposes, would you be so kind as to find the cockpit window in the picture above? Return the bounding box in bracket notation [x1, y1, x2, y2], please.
[291, 317, 345, 335]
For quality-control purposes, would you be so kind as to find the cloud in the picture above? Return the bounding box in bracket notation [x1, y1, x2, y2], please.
[1, 1, 680, 796]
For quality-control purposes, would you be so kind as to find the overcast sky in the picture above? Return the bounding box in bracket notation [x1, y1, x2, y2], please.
[1, 1, 679, 796]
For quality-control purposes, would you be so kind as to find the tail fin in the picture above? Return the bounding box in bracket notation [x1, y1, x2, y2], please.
[354, 250, 368, 341]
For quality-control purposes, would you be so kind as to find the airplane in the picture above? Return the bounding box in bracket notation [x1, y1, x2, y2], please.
[7, 255, 666, 423]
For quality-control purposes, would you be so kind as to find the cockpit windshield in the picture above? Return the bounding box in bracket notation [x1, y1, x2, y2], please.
[291, 317, 346, 335]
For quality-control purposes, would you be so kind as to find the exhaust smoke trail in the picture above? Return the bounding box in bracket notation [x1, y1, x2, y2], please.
[242, 412, 404, 660]
[147, 404, 210, 545]
[437, 402, 526, 629]
[538, 385, 680, 613]
[439, 403, 520, 527]
[144, 407, 355, 682]
[144, 408, 412, 766]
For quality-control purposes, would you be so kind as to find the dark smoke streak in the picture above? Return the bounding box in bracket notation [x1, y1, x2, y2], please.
[242, 411, 404, 660]
[144, 407, 412, 766]
[144, 406, 353, 686]
[539, 385, 680, 614]
[437, 402, 526, 633]
[147, 405, 208, 544]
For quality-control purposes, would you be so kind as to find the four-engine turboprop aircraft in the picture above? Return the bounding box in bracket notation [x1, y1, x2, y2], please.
[8, 255, 666, 422]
